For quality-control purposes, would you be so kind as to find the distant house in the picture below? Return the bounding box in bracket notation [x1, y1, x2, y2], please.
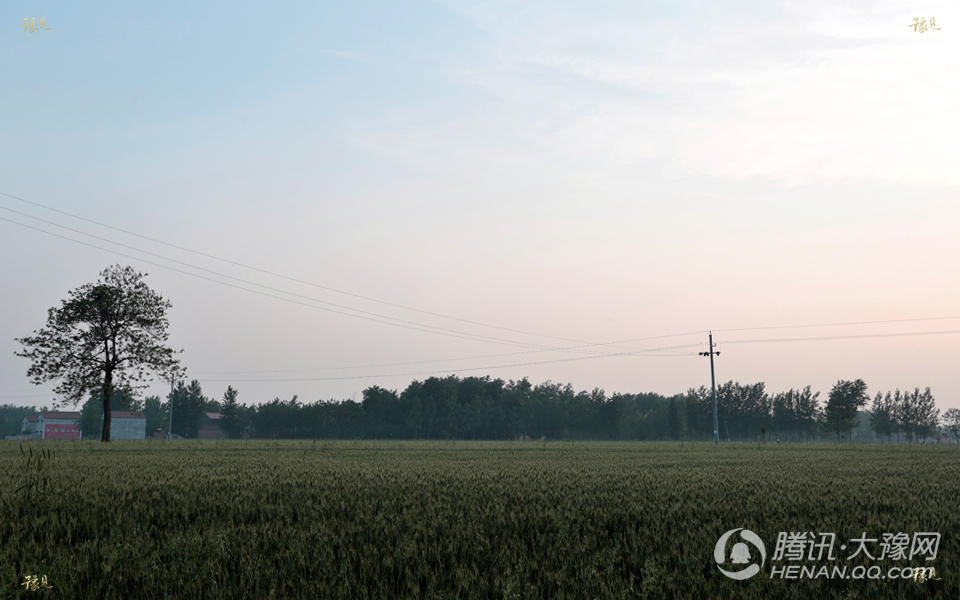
[19, 411, 82, 440]
[103, 411, 146, 440]
[10, 414, 43, 440]
[20, 414, 40, 434]
[197, 412, 227, 439]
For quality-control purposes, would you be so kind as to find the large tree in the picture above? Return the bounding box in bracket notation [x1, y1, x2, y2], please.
[16, 265, 182, 441]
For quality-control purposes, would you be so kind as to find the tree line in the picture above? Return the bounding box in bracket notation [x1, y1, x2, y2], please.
[14, 265, 958, 444]
[4, 376, 957, 442]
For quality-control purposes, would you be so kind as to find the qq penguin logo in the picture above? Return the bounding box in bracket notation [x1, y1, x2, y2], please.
[715, 528, 766, 580]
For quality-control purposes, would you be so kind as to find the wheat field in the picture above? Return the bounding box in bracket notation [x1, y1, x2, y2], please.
[0, 440, 954, 598]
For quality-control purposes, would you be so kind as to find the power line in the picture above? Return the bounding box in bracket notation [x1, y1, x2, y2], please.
[714, 316, 960, 333]
[5, 213, 679, 356]
[0, 190, 631, 347]
[192, 322, 960, 376]
[0, 201, 695, 356]
[195, 341, 704, 383]
[720, 329, 960, 345]
[8, 193, 959, 354]
[0, 209, 593, 353]
[699, 330, 959, 405]
[193, 330, 708, 374]
[5, 192, 957, 390]
[0, 214, 589, 352]
[0, 212, 709, 388]
[5, 313, 957, 392]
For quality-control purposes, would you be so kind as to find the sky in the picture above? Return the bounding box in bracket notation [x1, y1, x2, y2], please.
[1, 1, 958, 410]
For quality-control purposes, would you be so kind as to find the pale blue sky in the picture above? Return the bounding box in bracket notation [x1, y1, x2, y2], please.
[1, 1, 958, 408]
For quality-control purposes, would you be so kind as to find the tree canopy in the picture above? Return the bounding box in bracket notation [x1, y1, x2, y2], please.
[16, 265, 182, 441]
[824, 379, 870, 440]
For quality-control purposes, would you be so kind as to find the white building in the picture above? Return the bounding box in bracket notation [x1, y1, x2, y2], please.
[20, 414, 39, 434]
[103, 410, 146, 440]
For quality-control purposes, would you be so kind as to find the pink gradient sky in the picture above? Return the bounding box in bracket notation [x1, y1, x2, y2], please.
[1, 0, 957, 408]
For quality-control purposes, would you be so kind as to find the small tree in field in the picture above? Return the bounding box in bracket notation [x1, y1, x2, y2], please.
[943, 408, 960, 444]
[15, 265, 182, 441]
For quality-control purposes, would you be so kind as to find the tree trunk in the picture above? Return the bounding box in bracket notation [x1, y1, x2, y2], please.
[101, 369, 113, 442]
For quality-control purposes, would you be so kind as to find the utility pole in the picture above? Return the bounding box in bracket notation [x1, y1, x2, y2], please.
[168, 378, 175, 440]
[699, 331, 720, 445]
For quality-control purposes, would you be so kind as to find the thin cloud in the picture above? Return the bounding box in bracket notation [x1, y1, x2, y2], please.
[398, 1, 960, 186]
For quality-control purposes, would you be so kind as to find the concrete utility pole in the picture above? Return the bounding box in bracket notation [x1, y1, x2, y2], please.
[699, 332, 721, 445]
[168, 378, 174, 440]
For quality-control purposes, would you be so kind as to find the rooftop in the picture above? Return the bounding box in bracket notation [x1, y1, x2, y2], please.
[41, 411, 81, 419]
[109, 411, 145, 419]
